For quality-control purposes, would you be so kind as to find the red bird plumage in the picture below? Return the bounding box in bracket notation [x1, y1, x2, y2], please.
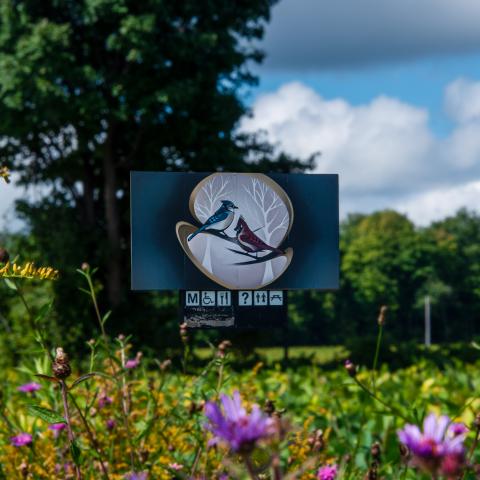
[234, 217, 284, 255]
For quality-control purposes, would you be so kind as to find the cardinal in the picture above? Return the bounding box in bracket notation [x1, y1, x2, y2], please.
[234, 216, 284, 255]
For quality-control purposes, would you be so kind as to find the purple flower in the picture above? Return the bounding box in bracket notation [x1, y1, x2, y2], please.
[398, 413, 467, 476]
[450, 422, 468, 436]
[317, 464, 338, 480]
[106, 418, 116, 430]
[204, 391, 274, 453]
[125, 358, 140, 369]
[124, 472, 148, 480]
[49, 423, 66, 438]
[17, 382, 41, 393]
[98, 393, 113, 409]
[10, 433, 33, 447]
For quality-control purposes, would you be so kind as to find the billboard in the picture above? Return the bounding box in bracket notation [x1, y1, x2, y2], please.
[131, 172, 339, 291]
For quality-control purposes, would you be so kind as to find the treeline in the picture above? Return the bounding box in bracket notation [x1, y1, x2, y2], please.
[288, 207, 480, 345]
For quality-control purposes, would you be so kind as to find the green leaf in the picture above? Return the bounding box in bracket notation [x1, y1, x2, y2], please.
[70, 372, 97, 389]
[27, 405, 66, 424]
[70, 440, 81, 465]
[4, 278, 17, 290]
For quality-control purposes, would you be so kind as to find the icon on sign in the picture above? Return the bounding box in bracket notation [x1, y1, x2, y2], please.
[269, 291, 284, 306]
[186, 291, 200, 306]
[217, 291, 231, 306]
[254, 291, 268, 306]
[202, 291, 216, 306]
[238, 291, 252, 306]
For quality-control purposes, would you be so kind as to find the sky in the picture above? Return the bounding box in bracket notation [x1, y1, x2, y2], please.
[241, 0, 480, 225]
[2, 0, 480, 228]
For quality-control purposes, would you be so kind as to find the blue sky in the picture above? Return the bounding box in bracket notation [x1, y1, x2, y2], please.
[239, 0, 480, 224]
[251, 52, 480, 137]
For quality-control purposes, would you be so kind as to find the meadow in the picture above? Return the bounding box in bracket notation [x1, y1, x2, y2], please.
[0, 265, 479, 479]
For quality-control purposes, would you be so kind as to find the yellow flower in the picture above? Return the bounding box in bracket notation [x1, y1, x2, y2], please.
[0, 261, 59, 280]
[0, 165, 10, 184]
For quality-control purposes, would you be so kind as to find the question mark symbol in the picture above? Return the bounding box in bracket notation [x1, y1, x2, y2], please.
[242, 292, 249, 304]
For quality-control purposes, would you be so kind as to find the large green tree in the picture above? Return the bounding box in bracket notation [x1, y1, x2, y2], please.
[0, 1, 313, 341]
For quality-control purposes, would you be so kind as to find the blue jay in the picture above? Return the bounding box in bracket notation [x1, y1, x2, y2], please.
[188, 200, 238, 241]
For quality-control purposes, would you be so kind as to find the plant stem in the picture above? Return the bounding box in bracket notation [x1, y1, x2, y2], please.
[244, 455, 258, 480]
[83, 270, 136, 470]
[371, 324, 383, 393]
[60, 380, 82, 480]
[353, 377, 410, 422]
[69, 393, 110, 480]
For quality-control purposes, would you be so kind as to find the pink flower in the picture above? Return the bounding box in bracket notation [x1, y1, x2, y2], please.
[98, 393, 113, 409]
[10, 433, 33, 447]
[168, 463, 183, 471]
[204, 391, 275, 453]
[125, 352, 142, 370]
[49, 423, 66, 438]
[17, 382, 41, 393]
[317, 464, 338, 480]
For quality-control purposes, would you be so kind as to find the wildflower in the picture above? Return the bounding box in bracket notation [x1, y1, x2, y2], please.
[49, 423, 66, 438]
[98, 393, 113, 409]
[204, 390, 275, 453]
[0, 261, 59, 280]
[450, 423, 468, 436]
[10, 433, 33, 447]
[124, 472, 148, 480]
[0, 165, 10, 183]
[317, 464, 338, 480]
[17, 382, 41, 393]
[397, 413, 467, 476]
[125, 352, 142, 369]
[168, 463, 183, 471]
[106, 418, 116, 430]
[344, 359, 357, 377]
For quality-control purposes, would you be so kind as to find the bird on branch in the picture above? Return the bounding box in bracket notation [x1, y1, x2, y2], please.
[234, 216, 284, 256]
[188, 200, 238, 241]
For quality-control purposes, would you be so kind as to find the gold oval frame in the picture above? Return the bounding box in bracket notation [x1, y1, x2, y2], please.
[176, 173, 294, 290]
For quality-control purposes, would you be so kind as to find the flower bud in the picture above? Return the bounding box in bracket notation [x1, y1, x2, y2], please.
[344, 359, 357, 377]
[52, 347, 72, 379]
[377, 305, 388, 326]
[81, 262, 90, 271]
[371, 441, 381, 461]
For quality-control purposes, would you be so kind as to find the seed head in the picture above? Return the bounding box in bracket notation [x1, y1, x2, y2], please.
[52, 347, 71, 379]
[0, 247, 9, 264]
[377, 305, 388, 326]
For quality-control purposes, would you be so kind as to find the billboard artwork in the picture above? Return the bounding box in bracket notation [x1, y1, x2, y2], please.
[131, 171, 339, 291]
[176, 173, 293, 289]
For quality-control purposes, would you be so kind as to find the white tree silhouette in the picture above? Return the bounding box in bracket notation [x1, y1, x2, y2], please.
[194, 175, 232, 270]
[242, 177, 289, 283]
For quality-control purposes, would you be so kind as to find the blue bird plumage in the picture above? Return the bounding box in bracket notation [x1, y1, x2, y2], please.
[188, 200, 238, 241]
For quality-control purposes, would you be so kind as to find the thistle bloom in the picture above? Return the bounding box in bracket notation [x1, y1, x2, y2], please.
[398, 413, 467, 476]
[317, 464, 338, 480]
[10, 433, 33, 447]
[17, 382, 41, 393]
[125, 352, 142, 369]
[204, 391, 274, 453]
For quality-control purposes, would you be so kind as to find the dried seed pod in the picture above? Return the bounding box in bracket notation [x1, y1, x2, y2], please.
[52, 347, 72, 379]
[0, 247, 9, 264]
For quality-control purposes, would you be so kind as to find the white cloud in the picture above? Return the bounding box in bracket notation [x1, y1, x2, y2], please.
[262, 0, 480, 69]
[240, 78, 480, 224]
[395, 181, 480, 226]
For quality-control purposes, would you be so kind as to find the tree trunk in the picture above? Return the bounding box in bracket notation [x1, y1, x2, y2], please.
[103, 123, 122, 306]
